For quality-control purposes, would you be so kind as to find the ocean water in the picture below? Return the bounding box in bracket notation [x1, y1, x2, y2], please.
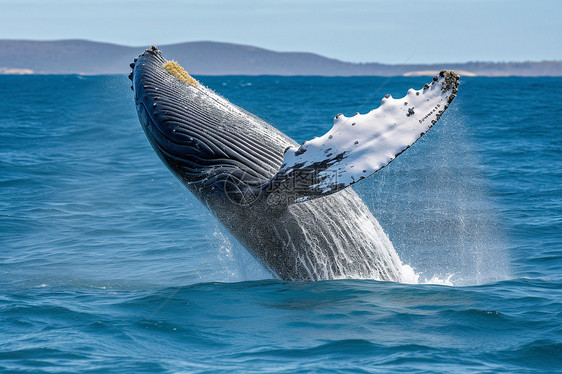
[1, 74, 561, 373]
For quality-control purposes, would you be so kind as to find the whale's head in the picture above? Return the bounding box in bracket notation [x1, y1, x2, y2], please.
[129, 47, 290, 201]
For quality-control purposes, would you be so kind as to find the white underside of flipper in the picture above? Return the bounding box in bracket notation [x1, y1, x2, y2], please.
[270, 71, 459, 202]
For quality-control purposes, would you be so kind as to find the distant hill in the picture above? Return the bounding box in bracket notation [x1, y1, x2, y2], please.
[1, 39, 561, 77]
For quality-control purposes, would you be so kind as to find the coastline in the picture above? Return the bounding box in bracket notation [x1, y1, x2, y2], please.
[1, 39, 560, 77]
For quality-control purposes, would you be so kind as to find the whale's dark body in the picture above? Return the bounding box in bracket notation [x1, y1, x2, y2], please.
[130, 47, 459, 281]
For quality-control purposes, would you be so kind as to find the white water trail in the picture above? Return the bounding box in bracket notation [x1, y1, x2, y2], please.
[210, 223, 271, 282]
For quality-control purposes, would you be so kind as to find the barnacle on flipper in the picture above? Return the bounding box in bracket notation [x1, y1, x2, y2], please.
[439, 70, 460, 94]
[163, 61, 199, 87]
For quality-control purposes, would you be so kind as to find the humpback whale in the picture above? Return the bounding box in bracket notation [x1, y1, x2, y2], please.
[130, 46, 459, 282]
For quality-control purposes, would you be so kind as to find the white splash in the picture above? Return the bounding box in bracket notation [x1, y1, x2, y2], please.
[401, 264, 455, 286]
[282, 189, 405, 281]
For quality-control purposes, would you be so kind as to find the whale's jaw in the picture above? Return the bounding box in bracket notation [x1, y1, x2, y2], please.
[130, 47, 292, 202]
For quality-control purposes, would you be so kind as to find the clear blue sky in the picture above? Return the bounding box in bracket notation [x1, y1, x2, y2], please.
[2, 0, 560, 64]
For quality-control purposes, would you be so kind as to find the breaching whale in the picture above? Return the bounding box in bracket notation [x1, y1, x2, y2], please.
[130, 46, 459, 282]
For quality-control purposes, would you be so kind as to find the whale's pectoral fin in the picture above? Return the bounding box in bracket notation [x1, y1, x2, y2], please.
[263, 70, 460, 205]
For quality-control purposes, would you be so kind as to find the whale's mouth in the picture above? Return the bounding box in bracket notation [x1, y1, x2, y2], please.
[130, 47, 199, 149]
[129, 48, 206, 185]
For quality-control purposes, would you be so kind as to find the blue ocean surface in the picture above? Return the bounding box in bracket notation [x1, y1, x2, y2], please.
[1, 74, 561, 373]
